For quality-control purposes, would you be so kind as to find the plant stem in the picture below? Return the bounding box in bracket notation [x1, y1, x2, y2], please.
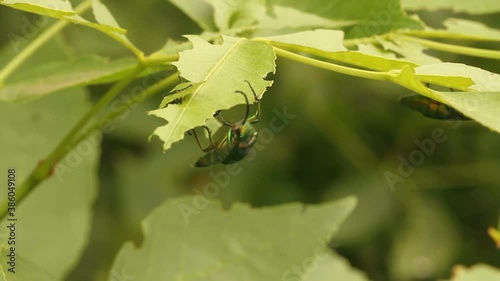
[69, 73, 179, 151]
[273, 47, 388, 81]
[401, 30, 500, 42]
[0, 1, 91, 85]
[0, 64, 146, 220]
[398, 35, 500, 60]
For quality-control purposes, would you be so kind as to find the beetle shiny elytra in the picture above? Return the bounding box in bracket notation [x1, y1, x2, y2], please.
[191, 80, 261, 167]
[399, 95, 470, 120]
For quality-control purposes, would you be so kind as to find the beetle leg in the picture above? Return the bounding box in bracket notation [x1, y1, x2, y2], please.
[189, 126, 216, 152]
[243, 80, 261, 124]
[214, 110, 233, 127]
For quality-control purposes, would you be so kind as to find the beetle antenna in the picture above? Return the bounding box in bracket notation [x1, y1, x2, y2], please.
[234, 90, 250, 124]
[244, 80, 260, 102]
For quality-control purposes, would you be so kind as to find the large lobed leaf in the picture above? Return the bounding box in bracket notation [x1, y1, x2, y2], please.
[149, 35, 276, 151]
[0, 88, 99, 280]
[109, 196, 364, 281]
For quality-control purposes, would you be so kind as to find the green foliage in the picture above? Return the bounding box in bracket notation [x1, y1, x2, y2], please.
[110, 196, 361, 280]
[0, 246, 56, 280]
[0, 0, 499, 280]
[449, 264, 500, 281]
[149, 36, 275, 150]
[402, 0, 500, 15]
[0, 56, 150, 102]
[0, 88, 99, 279]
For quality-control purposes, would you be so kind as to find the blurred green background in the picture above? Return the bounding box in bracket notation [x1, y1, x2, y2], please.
[0, 1, 499, 281]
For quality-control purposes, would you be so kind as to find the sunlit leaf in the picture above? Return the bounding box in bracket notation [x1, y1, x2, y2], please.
[0, 0, 125, 34]
[149, 35, 276, 151]
[388, 65, 500, 133]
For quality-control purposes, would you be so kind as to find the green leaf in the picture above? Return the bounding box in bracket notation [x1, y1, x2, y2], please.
[334, 51, 420, 72]
[376, 37, 442, 65]
[1, 0, 143, 55]
[205, 0, 267, 31]
[263, 29, 419, 72]
[388, 64, 500, 133]
[303, 252, 369, 281]
[449, 264, 500, 281]
[436, 90, 500, 131]
[149, 35, 276, 151]
[402, 0, 500, 15]
[0, 0, 125, 34]
[159, 81, 201, 109]
[414, 63, 500, 92]
[150, 38, 193, 58]
[109, 196, 358, 280]
[169, 0, 217, 31]
[442, 19, 500, 41]
[0, 246, 56, 280]
[0, 88, 99, 279]
[0, 56, 168, 103]
[267, 0, 424, 38]
[253, 5, 355, 36]
[0, 0, 76, 18]
[171, 0, 421, 37]
[90, 0, 140, 54]
[266, 29, 347, 52]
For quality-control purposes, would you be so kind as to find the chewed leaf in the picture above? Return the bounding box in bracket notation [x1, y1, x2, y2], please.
[149, 35, 276, 151]
[159, 81, 202, 109]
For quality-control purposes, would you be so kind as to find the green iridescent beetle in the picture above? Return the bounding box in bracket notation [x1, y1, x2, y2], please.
[190, 80, 261, 167]
[399, 95, 470, 120]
